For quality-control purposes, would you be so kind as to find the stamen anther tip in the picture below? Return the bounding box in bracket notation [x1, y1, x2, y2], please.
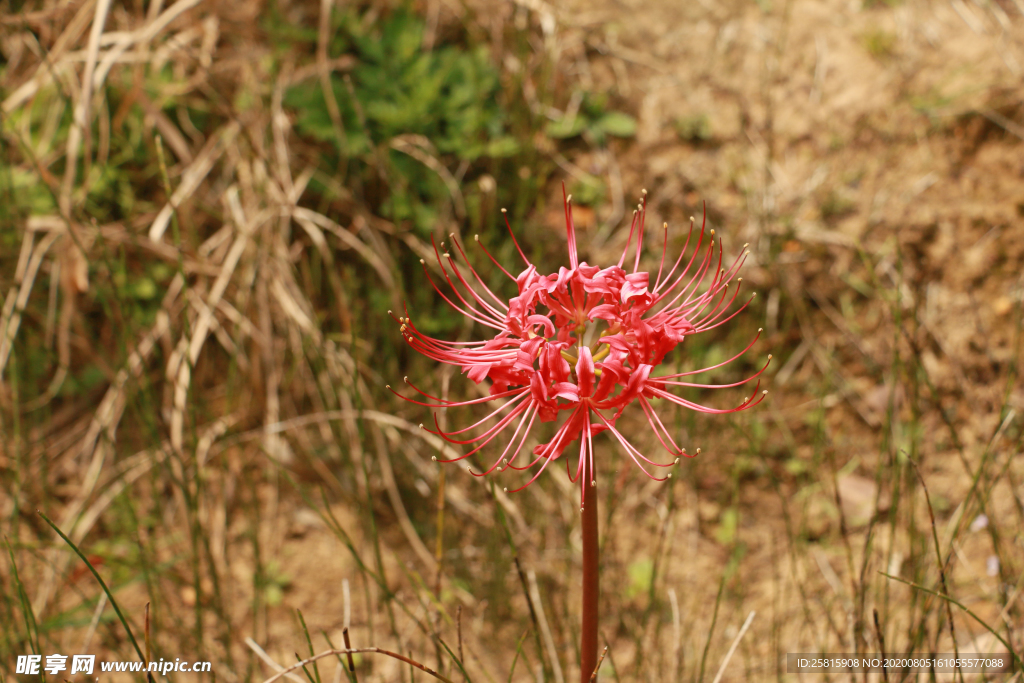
[431, 456, 437, 461]
[566, 194, 572, 203]
[420, 259, 425, 264]
[667, 473, 673, 478]
[758, 327, 763, 332]
[762, 390, 768, 395]
[767, 354, 773, 360]
[501, 207, 507, 213]
[591, 480, 596, 487]
[503, 487, 508, 492]
[474, 234, 479, 241]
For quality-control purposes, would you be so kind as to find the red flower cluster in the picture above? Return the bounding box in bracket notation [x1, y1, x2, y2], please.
[390, 188, 769, 506]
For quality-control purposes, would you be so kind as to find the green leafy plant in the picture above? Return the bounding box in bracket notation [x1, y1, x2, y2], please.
[545, 91, 637, 145]
[673, 113, 712, 143]
[282, 7, 520, 235]
[863, 29, 897, 59]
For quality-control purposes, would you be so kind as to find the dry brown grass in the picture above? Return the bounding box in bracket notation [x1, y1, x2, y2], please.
[1, 0, 1023, 681]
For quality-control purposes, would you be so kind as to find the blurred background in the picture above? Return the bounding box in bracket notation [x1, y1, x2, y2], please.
[0, 0, 1022, 680]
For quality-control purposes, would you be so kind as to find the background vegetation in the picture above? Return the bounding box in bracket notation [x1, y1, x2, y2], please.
[0, 0, 1022, 681]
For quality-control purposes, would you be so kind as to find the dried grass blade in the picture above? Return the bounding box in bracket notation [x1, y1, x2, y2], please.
[149, 121, 240, 241]
[59, 0, 112, 216]
[292, 208, 395, 290]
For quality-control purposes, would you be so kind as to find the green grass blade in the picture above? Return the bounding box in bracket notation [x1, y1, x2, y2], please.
[438, 637, 473, 683]
[880, 572, 1023, 673]
[4, 537, 42, 681]
[296, 609, 322, 683]
[37, 511, 155, 683]
[506, 629, 530, 683]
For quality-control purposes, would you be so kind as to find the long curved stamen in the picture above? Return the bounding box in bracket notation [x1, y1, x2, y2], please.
[694, 294, 757, 334]
[401, 333, 516, 368]
[473, 233, 516, 280]
[650, 225, 714, 312]
[444, 237, 510, 317]
[690, 280, 738, 329]
[633, 189, 647, 273]
[505, 445, 560, 491]
[678, 236, 725, 310]
[501, 208, 530, 267]
[509, 407, 582, 471]
[590, 408, 669, 479]
[503, 407, 584, 489]
[419, 258, 505, 330]
[567, 408, 591, 484]
[653, 213, 697, 295]
[652, 223, 669, 292]
[594, 408, 675, 468]
[656, 354, 772, 389]
[563, 183, 579, 270]
[646, 383, 768, 414]
[430, 238, 506, 327]
[656, 330, 764, 379]
[692, 283, 742, 331]
[389, 379, 526, 407]
[637, 397, 685, 456]
[617, 209, 640, 269]
[426, 391, 531, 441]
[477, 404, 538, 476]
[586, 412, 596, 487]
[429, 402, 534, 462]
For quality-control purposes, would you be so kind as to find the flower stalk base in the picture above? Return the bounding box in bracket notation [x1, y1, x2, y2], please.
[581, 474, 599, 682]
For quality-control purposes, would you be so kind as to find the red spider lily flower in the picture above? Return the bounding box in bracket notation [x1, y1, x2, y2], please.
[389, 187, 770, 508]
